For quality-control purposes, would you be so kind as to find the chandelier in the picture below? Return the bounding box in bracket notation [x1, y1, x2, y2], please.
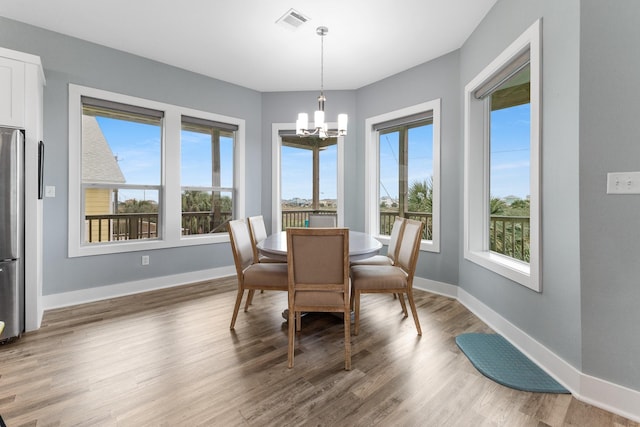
[296, 26, 348, 139]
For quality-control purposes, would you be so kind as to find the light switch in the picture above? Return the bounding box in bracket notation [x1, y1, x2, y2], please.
[607, 172, 640, 194]
[45, 185, 56, 197]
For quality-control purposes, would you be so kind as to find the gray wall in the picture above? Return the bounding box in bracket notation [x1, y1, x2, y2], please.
[0, 18, 262, 295]
[458, 1, 583, 368]
[261, 90, 358, 231]
[356, 51, 462, 286]
[580, 0, 640, 390]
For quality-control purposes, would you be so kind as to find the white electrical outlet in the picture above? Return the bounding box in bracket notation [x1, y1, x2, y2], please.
[606, 172, 640, 194]
[45, 186, 56, 197]
[141, 255, 150, 266]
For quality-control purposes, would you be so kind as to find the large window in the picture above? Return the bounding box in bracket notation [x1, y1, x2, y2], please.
[181, 116, 237, 236]
[69, 85, 244, 257]
[279, 135, 337, 229]
[464, 19, 541, 291]
[81, 97, 163, 244]
[365, 99, 441, 252]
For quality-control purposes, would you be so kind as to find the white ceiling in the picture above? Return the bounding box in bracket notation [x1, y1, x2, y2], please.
[0, 0, 496, 92]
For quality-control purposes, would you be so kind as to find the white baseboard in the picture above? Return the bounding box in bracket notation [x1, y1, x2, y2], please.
[42, 266, 236, 310]
[414, 278, 640, 422]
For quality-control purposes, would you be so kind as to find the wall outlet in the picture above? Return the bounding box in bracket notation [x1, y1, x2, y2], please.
[141, 255, 150, 266]
[606, 172, 640, 194]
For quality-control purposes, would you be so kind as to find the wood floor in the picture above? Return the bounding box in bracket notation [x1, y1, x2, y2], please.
[0, 277, 637, 427]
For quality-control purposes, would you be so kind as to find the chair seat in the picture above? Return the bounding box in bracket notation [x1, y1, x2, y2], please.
[243, 263, 288, 289]
[295, 290, 346, 309]
[258, 254, 285, 263]
[351, 265, 408, 291]
[350, 254, 393, 266]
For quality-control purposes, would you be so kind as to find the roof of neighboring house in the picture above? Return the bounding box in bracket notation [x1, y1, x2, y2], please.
[82, 115, 126, 184]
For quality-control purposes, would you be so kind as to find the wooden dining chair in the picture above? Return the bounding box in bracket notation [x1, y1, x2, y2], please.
[308, 213, 337, 228]
[351, 216, 406, 267]
[227, 219, 289, 329]
[350, 216, 408, 314]
[286, 227, 351, 370]
[350, 218, 424, 336]
[247, 215, 284, 264]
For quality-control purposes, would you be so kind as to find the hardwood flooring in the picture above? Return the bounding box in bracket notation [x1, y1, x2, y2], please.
[0, 277, 637, 426]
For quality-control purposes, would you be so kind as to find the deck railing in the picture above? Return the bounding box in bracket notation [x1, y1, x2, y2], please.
[85, 211, 232, 242]
[87, 210, 529, 262]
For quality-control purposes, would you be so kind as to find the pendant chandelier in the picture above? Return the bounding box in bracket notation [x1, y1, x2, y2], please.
[296, 26, 348, 139]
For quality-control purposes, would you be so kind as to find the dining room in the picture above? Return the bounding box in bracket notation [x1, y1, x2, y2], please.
[1, 0, 640, 425]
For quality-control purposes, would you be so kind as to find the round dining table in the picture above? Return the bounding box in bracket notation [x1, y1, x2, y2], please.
[256, 230, 382, 262]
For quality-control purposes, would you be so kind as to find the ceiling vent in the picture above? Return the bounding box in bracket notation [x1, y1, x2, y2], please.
[276, 8, 310, 31]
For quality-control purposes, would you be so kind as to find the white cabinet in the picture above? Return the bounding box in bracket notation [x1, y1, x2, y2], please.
[0, 56, 25, 127]
[0, 46, 45, 331]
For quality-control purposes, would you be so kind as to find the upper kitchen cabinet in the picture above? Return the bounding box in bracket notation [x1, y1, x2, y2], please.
[0, 47, 44, 129]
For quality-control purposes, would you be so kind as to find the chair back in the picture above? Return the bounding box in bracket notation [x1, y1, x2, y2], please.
[287, 227, 349, 306]
[386, 216, 406, 264]
[247, 215, 268, 263]
[227, 219, 255, 275]
[395, 219, 424, 279]
[308, 213, 337, 228]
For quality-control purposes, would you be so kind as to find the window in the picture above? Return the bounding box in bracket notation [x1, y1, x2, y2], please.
[69, 85, 245, 257]
[271, 123, 344, 232]
[181, 116, 237, 236]
[464, 19, 541, 291]
[279, 135, 337, 229]
[81, 97, 163, 244]
[365, 99, 441, 252]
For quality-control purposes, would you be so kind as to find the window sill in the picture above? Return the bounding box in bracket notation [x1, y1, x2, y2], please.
[69, 233, 230, 258]
[464, 249, 539, 292]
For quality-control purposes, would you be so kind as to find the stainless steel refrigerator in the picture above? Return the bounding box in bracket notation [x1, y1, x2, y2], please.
[0, 127, 24, 342]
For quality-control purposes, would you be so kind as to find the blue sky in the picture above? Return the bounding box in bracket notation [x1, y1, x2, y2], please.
[97, 107, 530, 203]
[490, 103, 531, 199]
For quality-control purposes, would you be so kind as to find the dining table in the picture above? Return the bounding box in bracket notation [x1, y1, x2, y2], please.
[256, 229, 383, 262]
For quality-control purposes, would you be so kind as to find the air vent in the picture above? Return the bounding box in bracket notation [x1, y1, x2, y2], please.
[276, 8, 310, 31]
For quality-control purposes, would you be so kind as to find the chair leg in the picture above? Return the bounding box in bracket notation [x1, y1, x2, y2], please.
[296, 311, 302, 332]
[245, 289, 255, 311]
[397, 292, 408, 317]
[288, 307, 296, 368]
[406, 290, 422, 336]
[230, 288, 245, 330]
[354, 290, 361, 336]
[343, 308, 351, 371]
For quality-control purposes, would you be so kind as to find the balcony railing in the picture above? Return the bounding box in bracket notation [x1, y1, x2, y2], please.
[85, 211, 232, 242]
[489, 215, 530, 262]
[87, 210, 529, 263]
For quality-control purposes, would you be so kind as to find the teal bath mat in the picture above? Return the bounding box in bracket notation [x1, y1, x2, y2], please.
[456, 333, 569, 394]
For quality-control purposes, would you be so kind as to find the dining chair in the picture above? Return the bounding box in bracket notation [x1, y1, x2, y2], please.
[351, 216, 406, 267]
[350, 216, 408, 314]
[350, 218, 424, 336]
[247, 215, 284, 264]
[308, 213, 337, 228]
[227, 219, 289, 330]
[286, 227, 351, 370]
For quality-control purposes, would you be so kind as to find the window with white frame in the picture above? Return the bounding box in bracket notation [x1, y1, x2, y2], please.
[68, 84, 244, 257]
[464, 19, 541, 291]
[180, 116, 237, 236]
[365, 99, 441, 252]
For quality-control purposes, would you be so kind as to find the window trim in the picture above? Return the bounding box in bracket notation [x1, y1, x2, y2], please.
[68, 84, 245, 257]
[364, 99, 441, 253]
[463, 19, 541, 291]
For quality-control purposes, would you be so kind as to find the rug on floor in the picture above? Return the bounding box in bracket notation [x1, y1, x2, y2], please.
[456, 333, 570, 394]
